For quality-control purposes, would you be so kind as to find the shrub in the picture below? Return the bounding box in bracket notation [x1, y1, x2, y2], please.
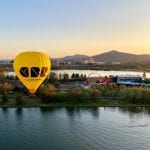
[142, 88, 150, 104]
[69, 89, 82, 103]
[118, 87, 150, 104]
[53, 92, 70, 103]
[1, 93, 8, 104]
[15, 93, 23, 105]
[100, 86, 109, 96]
[89, 89, 101, 102]
[39, 84, 58, 103]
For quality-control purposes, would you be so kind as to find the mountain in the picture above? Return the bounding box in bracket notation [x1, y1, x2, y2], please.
[52, 50, 150, 63]
[91, 50, 150, 63]
[61, 54, 89, 61]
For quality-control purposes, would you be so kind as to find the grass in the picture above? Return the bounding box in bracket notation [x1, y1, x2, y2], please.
[0, 93, 16, 99]
[0, 98, 150, 108]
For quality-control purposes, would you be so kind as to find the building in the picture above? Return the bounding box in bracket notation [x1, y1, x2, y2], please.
[112, 62, 121, 65]
[111, 75, 142, 86]
[84, 58, 95, 64]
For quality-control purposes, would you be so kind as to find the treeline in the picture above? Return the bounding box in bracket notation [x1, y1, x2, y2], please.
[39, 84, 150, 105]
[52, 62, 150, 71]
[49, 72, 87, 82]
[1, 84, 150, 106]
[39, 85, 100, 104]
[0, 70, 87, 94]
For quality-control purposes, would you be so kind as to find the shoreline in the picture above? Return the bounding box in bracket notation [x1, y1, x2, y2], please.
[1, 103, 150, 108]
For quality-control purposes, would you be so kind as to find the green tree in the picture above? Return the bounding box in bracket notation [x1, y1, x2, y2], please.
[1, 93, 8, 104]
[49, 72, 58, 83]
[15, 93, 23, 105]
[39, 84, 58, 103]
[2, 83, 12, 93]
[75, 73, 79, 80]
[71, 73, 75, 79]
[63, 73, 69, 81]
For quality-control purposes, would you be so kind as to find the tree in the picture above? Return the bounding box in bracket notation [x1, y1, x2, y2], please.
[80, 74, 85, 81]
[75, 73, 79, 80]
[63, 73, 69, 81]
[2, 83, 12, 93]
[2, 93, 8, 104]
[71, 73, 75, 79]
[58, 73, 63, 80]
[39, 84, 58, 103]
[1, 83, 12, 104]
[0, 68, 5, 81]
[83, 74, 87, 80]
[143, 71, 146, 78]
[49, 72, 58, 83]
[15, 93, 23, 105]
[40, 84, 58, 95]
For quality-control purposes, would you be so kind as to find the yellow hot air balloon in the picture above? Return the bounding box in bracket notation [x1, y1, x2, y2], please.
[13, 51, 51, 94]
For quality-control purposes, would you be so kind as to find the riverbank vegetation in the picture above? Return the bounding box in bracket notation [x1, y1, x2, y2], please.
[0, 66, 150, 107]
[0, 84, 150, 107]
[39, 84, 150, 105]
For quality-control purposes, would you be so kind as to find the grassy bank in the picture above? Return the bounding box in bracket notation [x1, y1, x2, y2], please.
[0, 84, 150, 107]
[1, 98, 150, 108]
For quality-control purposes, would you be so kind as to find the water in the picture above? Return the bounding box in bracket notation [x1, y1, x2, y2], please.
[0, 107, 150, 150]
[7, 69, 150, 78]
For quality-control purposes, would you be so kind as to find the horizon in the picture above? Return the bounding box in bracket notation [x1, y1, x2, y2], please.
[1, 49, 150, 60]
[1, 0, 150, 59]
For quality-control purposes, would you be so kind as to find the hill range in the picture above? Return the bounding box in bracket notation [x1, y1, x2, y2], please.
[57, 50, 150, 63]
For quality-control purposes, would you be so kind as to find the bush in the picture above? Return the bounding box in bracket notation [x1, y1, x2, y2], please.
[1, 93, 8, 104]
[15, 93, 23, 105]
[69, 89, 82, 103]
[142, 88, 150, 104]
[39, 84, 58, 103]
[53, 92, 70, 103]
[118, 87, 150, 104]
[40, 93, 52, 104]
[89, 89, 101, 102]
[100, 86, 109, 96]
[68, 89, 101, 104]
[39, 85, 150, 105]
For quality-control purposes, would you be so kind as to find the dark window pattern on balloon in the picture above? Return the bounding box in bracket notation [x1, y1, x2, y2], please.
[40, 67, 48, 77]
[20, 67, 48, 78]
[31, 67, 40, 77]
[20, 67, 29, 77]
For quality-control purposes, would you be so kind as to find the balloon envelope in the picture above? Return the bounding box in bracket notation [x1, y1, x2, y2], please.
[13, 51, 51, 94]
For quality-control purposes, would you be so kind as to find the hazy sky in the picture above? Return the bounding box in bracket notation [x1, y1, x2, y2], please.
[0, 0, 150, 59]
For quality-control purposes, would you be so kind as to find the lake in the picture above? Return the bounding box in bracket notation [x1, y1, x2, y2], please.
[0, 107, 150, 150]
[6, 69, 150, 78]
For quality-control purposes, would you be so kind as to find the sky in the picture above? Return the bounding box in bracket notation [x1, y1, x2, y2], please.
[0, 0, 150, 59]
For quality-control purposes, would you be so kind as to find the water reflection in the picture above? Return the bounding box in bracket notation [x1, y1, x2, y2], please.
[1, 107, 9, 114]
[118, 107, 150, 117]
[65, 107, 81, 118]
[39, 107, 100, 119]
[1, 107, 150, 150]
[40, 107, 62, 114]
[103, 107, 150, 117]
[15, 108, 23, 120]
[81, 107, 99, 118]
[1, 107, 150, 119]
[65, 107, 100, 118]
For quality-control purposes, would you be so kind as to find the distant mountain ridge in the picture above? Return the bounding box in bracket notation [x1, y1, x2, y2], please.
[91, 50, 150, 63]
[55, 50, 150, 63]
[61, 54, 89, 61]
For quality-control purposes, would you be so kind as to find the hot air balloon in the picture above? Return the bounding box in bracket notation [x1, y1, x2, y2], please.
[13, 51, 51, 94]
